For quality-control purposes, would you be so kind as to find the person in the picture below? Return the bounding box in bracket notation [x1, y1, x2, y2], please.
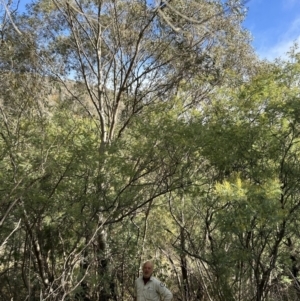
[134, 260, 173, 301]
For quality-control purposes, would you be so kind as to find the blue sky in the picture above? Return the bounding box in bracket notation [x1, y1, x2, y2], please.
[12, 0, 300, 61]
[243, 0, 300, 61]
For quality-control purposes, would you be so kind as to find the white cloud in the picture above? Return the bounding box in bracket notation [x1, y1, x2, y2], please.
[256, 17, 300, 61]
[283, 0, 299, 9]
[258, 36, 300, 61]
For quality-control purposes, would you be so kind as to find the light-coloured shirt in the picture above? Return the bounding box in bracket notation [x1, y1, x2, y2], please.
[134, 276, 173, 301]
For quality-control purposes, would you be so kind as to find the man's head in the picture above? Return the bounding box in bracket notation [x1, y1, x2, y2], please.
[142, 260, 154, 278]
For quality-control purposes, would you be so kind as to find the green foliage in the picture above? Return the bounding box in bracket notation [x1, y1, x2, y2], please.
[2, 1, 300, 300]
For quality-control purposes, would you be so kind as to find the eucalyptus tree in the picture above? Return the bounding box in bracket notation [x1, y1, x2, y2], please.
[28, 0, 255, 299]
[0, 0, 257, 300]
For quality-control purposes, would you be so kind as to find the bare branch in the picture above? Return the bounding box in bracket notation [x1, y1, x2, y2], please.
[0, 0, 22, 35]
